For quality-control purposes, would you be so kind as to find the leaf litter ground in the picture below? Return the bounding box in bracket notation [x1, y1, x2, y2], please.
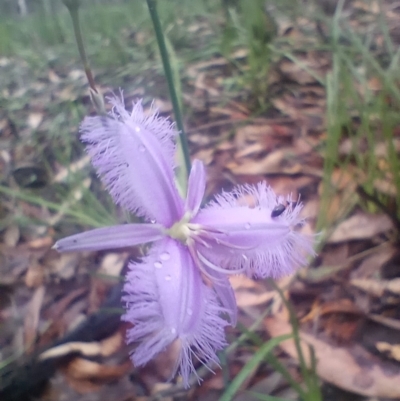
[1, 1, 400, 400]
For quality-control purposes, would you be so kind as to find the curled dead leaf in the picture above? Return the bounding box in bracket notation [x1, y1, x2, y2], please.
[301, 298, 362, 323]
[24, 285, 45, 350]
[64, 358, 131, 381]
[264, 314, 400, 398]
[264, 310, 400, 399]
[39, 331, 124, 360]
[27, 236, 54, 249]
[376, 342, 400, 362]
[350, 278, 400, 297]
[328, 212, 393, 243]
[25, 263, 45, 288]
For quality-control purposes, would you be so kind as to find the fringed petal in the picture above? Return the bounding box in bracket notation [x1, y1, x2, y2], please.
[53, 223, 164, 252]
[192, 182, 315, 278]
[81, 96, 184, 227]
[122, 238, 229, 387]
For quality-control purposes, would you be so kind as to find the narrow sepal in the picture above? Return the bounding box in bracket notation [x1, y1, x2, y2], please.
[185, 159, 206, 216]
[54, 223, 164, 252]
[205, 270, 237, 326]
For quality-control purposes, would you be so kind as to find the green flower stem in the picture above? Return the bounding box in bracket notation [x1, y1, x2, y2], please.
[63, 0, 97, 93]
[146, 0, 191, 179]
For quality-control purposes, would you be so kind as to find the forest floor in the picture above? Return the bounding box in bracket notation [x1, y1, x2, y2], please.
[1, 1, 400, 400]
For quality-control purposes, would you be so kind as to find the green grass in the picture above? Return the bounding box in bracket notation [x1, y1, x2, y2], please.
[220, 0, 277, 109]
[316, 1, 400, 236]
[217, 280, 322, 401]
[0, 1, 221, 66]
[0, 0, 226, 235]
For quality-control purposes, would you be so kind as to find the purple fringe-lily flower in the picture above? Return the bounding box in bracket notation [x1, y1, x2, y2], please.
[54, 96, 314, 387]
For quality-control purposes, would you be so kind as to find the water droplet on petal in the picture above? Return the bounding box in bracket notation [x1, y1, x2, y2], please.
[154, 261, 162, 269]
[165, 275, 172, 281]
[135, 126, 141, 132]
[138, 144, 146, 152]
[160, 252, 170, 261]
[242, 254, 248, 261]
[244, 222, 251, 229]
[171, 327, 176, 334]
[150, 219, 156, 224]
[187, 308, 193, 316]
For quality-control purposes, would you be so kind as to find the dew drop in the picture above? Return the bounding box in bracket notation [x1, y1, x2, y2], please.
[160, 252, 170, 261]
[242, 254, 248, 261]
[135, 126, 141, 132]
[171, 327, 176, 334]
[154, 261, 162, 269]
[165, 275, 172, 281]
[150, 219, 156, 224]
[187, 308, 193, 316]
[138, 144, 146, 152]
[244, 222, 251, 229]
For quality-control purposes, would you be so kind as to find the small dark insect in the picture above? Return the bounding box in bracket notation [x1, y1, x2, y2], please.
[271, 203, 286, 218]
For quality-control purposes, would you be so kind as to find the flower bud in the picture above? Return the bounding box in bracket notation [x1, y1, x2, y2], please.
[89, 88, 106, 115]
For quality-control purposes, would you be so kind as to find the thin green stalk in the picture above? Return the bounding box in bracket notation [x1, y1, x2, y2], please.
[146, 0, 191, 179]
[219, 334, 293, 401]
[377, 0, 394, 56]
[63, 0, 97, 92]
[269, 279, 322, 400]
[63, 0, 105, 114]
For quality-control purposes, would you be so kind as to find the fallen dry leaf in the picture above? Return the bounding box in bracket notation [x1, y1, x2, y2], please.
[27, 236, 54, 249]
[301, 298, 362, 323]
[226, 150, 285, 175]
[264, 314, 400, 398]
[328, 212, 393, 243]
[24, 285, 45, 350]
[53, 154, 91, 183]
[48, 252, 81, 280]
[350, 277, 400, 297]
[368, 314, 400, 331]
[25, 262, 45, 288]
[27, 112, 44, 130]
[376, 342, 400, 362]
[99, 252, 127, 277]
[39, 331, 124, 361]
[3, 224, 20, 247]
[60, 358, 131, 394]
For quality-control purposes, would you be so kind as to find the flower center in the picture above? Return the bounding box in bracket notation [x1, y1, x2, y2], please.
[166, 212, 201, 245]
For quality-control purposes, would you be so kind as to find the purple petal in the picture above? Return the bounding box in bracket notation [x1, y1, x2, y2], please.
[81, 96, 184, 227]
[53, 223, 164, 252]
[122, 238, 229, 387]
[192, 182, 315, 278]
[185, 159, 206, 216]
